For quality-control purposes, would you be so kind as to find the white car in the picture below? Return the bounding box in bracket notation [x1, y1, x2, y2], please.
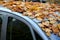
[0, 7, 60, 40]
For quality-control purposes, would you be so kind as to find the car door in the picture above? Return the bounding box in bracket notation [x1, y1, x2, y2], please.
[6, 17, 34, 40]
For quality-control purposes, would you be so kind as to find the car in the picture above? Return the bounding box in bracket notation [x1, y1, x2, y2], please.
[1, 6, 60, 40]
[0, 7, 48, 40]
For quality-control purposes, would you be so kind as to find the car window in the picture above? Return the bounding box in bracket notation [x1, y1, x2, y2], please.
[34, 30, 43, 40]
[6, 17, 33, 40]
[0, 17, 2, 40]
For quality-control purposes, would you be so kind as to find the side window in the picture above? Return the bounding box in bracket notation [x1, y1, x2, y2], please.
[34, 30, 43, 40]
[6, 17, 33, 40]
[0, 17, 2, 40]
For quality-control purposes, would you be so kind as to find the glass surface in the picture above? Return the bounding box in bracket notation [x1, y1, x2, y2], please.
[0, 17, 2, 40]
[6, 17, 33, 40]
[34, 30, 43, 40]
